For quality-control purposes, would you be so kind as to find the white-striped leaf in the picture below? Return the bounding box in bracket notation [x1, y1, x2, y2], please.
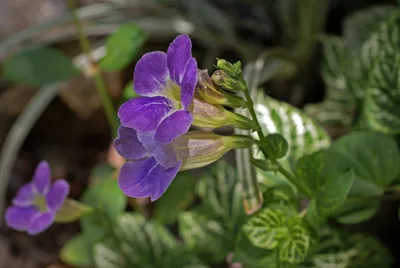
[361, 12, 400, 134]
[242, 207, 315, 265]
[253, 91, 330, 170]
[179, 209, 230, 262]
[94, 213, 205, 268]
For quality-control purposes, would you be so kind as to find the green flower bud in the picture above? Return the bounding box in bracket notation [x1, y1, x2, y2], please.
[189, 93, 256, 130]
[212, 70, 245, 92]
[216, 59, 242, 78]
[172, 131, 253, 171]
[197, 69, 245, 107]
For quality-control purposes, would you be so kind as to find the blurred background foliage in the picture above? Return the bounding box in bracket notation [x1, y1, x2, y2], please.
[0, 0, 400, 267]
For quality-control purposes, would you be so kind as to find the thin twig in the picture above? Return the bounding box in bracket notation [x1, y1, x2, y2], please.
[68, 0, 118, 137]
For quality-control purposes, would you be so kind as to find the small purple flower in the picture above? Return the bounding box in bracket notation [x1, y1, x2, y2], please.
[114, 126, 180, 201]
[117, 34, 198, 144]
[5, 161, 69, 235]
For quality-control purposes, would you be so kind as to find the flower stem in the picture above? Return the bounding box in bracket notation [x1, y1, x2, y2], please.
[67, 0, 118, 137]
[242, 80, 312, 198]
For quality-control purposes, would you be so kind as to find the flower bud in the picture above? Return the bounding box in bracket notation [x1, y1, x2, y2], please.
[197, 70, 245, 107]
[212, 70, 245, 92]
[189, 93, 256, 130]
[216, 59, 242, 78]
[172, 131, 254, 171]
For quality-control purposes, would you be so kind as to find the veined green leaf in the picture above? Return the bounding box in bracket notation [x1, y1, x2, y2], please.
[243, 208, 289, 250]
[94, 213, 205, 268]
[254, 91, 331, 169]
[361, 12, 400, 134]
[242, 206, 315, 265]
[304, 229, 392, 268]
[179, 209, 230, 262]
[344, 5, 395, 51]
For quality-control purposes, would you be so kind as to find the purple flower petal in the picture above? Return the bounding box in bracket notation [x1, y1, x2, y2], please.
[134, 52, 169, 96]
[5, 206, 38, 232]
[167, 34, 192, 84]
[46, 179, 69, 211]
[118, 96, 173, 132]
[180, 57, 198, 110]
[119, 157, 157, 191]
[136, 131, 179, 168]
[152, 143, 180, 169]
[114, 126, 148, 160]
[154, 110, 193, 144]
[27, 211, 55, 235]
[32, 161, 51, 195]
[137, 131, 158, 153]
[119, 159, 181, 201]
[12, 183, 35, 207]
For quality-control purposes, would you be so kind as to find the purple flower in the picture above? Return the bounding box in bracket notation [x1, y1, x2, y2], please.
[5, 161, 69, 235]
[114, 126, 253, 201]
[118, 34, 198, 144]
[114, 126, 180, 201]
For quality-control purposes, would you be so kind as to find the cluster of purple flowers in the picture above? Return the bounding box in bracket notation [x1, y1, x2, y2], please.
[114, 34, 250, 201]
[115, 34, 198, 201]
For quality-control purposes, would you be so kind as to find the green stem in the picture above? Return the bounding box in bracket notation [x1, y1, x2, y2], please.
[68, 0, 118, 137]
[242, 81, 312, 198]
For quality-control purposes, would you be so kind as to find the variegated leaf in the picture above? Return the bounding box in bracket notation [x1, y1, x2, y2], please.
[361, 12, 400, 134]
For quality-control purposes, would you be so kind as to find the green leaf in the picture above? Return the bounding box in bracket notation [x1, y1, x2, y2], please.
[243, 208, 289, 250]
[279, 222, 313, 264]
[2, 47, 78, 86]
[331, 179, 382, 224]
[54, 199, 93, 223]
[100, 24, 146, 72]
[305, 229, 393, 268]
[162, 247, 209, 268]
[154, 171, 197, 224]
[89, 163, 115, 184]
[233, 231, 278, 268]
[306, 131, 398, 226]
[315, 169, 355, 217]
[266, 133, 289, 159]
[306, 200, 326, 228]
[305, 150, 356, 227]
[242, 206, 315, 265]
[178, 160, 245, 263]
[80, 179, 127, 244]
[93, 213, 203, 268]
[334, 201, 379, 224]
[295, 150, 325, 195]
[305, 36, 356, 126]
[330, 131, 400, 187]
[361, 12, 400, 134]
[196, 159, 244, 228]
[121, 81, 138, 101]
[82, 179, 127, 220]
[60, 234, 92, 267]
[179, 209, 230, 262]
[254, 91, 331, 170]
[344, 5, 395, 51]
